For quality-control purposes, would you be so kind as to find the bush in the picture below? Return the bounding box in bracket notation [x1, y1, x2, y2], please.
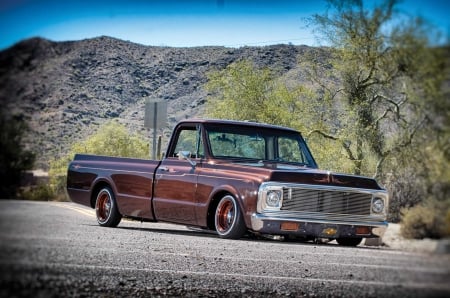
[385, 168, 426, 223]
[400, 199, 450, 239]
[0, 113, 35, 198]
[18, 184, 57, 201]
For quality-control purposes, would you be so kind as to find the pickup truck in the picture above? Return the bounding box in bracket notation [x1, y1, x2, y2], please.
[67, 119, 388, 246]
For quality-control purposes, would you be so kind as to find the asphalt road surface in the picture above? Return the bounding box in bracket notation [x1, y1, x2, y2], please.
[1, 200, 449, 297]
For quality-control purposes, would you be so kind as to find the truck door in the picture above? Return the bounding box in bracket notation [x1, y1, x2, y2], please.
[153, 124, 203, 225]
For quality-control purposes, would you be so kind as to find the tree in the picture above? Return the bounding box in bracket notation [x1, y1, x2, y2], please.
[305, 0, 447, 179]
[0, 112, 35, 198]
[302, 0, 449, 224]
[207, 59, 321, 126]
[206, 60, 277, 123]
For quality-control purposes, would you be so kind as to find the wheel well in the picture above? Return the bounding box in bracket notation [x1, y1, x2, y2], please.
[207, 191, 233, 230]
[90, 182, 111, 208]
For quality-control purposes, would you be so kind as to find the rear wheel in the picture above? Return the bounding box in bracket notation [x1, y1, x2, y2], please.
[336, 237, 363, 247]
[214, 195, 246, 239]
[95, 187, 122, 227]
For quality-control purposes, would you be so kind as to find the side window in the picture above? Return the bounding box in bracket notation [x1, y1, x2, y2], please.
[172, 128, 204, 158]
[278, 137, 306, 163]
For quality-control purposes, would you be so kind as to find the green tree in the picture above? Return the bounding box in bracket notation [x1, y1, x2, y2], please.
[0, 112, 35, 198]
[49, 120, 149, 199]
[305, 0, 447, 179]
[206, 60, 276, 122]
[305, 0, 449, 225]
[206, 59, 320, 130]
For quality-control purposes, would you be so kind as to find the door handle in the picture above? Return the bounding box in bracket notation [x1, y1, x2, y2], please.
[159, 166, 169, 172]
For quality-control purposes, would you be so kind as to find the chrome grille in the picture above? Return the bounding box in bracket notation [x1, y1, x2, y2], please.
[281, 188, 372, 216]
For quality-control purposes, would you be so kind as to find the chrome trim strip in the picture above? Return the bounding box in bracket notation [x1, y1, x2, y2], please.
[250, 212, 388, 232]
[260, 210, 386, 222]
[260, 181, 388, 196]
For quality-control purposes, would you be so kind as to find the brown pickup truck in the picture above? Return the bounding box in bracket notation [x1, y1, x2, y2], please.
[67, 119, 388, 246]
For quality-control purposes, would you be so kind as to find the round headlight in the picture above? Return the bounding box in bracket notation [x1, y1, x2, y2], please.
[372, 197, 385, 214]
[266, 190, 282, 208]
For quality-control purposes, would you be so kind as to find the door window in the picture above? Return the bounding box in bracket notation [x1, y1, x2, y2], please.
[172, 127, 204, 158]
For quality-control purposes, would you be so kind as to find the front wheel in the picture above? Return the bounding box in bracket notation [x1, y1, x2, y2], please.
[214, 195, 246, 239]
[336, 237, 363, 247]
[95, 187, 122, 227]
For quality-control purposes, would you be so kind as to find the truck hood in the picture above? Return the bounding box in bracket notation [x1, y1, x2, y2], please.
[232, 161, 382, 190]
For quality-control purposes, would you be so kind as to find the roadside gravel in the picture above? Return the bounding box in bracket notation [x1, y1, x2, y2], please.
[380, 223, 449, 254]
[1, 201, 449, 298]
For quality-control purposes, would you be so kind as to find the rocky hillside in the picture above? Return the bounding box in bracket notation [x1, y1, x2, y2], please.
[0, 36, 319, 169]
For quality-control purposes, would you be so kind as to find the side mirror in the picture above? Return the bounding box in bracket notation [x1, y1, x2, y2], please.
[177, 151, 197, 167]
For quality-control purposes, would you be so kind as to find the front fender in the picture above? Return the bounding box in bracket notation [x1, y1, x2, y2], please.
[207, 182, 259, 230]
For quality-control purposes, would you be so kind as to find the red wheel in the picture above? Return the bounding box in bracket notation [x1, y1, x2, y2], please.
[214, 195, 246, 239]
[95, 187, 122, 227]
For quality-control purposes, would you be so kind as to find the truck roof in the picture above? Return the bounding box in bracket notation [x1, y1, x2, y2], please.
[178, 118, 300, 133]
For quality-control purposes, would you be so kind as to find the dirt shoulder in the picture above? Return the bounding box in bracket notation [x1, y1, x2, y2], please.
[380, 223, 450, 254]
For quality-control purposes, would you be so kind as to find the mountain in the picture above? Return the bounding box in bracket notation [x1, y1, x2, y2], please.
[0, 36, 319, 169]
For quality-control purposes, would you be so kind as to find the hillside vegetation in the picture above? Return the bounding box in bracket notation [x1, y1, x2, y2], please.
[0, 36, 307, 169]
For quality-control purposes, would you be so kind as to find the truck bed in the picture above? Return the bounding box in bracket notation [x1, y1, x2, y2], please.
[67, 154, 161, 220]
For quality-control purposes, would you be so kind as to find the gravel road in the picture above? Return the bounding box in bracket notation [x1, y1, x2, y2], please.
[1, 200, 449, 297]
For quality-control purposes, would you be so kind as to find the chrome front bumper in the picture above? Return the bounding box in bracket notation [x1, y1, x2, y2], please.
[250, 211, 388, 238]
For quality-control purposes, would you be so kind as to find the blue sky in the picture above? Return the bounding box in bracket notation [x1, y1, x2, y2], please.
[0, 0, 449, 50]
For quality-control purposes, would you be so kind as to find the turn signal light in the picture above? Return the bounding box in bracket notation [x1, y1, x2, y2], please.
[356, 226, 371, 235]
[281, 222, 299, 231]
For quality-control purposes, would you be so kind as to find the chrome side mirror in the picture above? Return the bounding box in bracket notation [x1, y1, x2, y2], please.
[177, 151, 197, 167]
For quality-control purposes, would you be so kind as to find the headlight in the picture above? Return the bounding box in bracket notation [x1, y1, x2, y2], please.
[372, 197, 385, 214]
[266, 190, 283, 208]
[258, 185, 284, 212]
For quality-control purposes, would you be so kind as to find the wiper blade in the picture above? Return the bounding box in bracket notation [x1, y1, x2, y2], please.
[220, 157, 261, 163]
[265, 159, 308, 167]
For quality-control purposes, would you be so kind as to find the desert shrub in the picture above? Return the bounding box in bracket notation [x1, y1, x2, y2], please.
[446, 209, 450, 237]
[0, 112, 35, 198]
[18, 184, 56, 201]
[400, 198, 450, 239]
[384, 168, 426, 223]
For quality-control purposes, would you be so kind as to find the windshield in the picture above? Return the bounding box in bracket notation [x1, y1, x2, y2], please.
[205, 125, 317, 168]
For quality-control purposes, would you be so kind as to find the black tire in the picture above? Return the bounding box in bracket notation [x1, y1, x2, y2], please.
[214, 194, 246, 239]
[284, 235, 314, 243]
[336, 237, 363, 247]
[95, 187, 122, 227]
